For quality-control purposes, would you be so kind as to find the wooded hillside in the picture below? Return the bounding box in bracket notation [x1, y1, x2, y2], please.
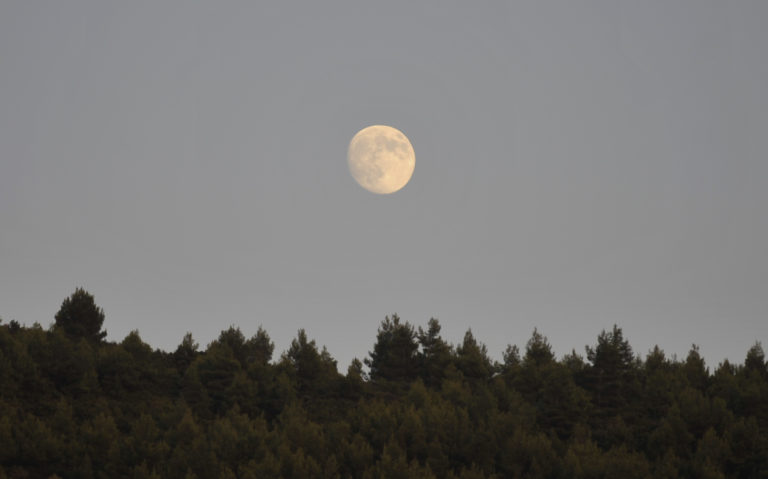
[1, 289, 767, 478]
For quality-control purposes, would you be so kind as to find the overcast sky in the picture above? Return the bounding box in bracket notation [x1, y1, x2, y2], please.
[2, 1, 766, 370]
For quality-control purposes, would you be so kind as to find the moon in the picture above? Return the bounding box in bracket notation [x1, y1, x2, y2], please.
[348, 125, 415, 194]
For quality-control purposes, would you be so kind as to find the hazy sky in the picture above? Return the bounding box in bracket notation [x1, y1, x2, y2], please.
[2, 2, 767, 370]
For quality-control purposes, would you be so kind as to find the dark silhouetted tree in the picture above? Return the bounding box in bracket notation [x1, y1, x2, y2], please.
[523, 328, 554, 368]
[283, 329, 339, 403]
[745, 342, 767, 378]
[456, 329, 493, 381]
[683, 344, 709, 391]
[417, 318, 452, 387]
[366, 314, 418, 383]
[174, 332, 200, 373]
[585, 325, 640, 446]
[54, 288, 106, 343]
[247, 326, 274, 366]
[586, 325, 636, 411]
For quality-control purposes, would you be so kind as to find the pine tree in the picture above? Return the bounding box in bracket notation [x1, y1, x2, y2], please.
[366, 314, 419, 383]
[54, 288, 107, 343]
[586, 325, 637, 417]
[523, 328, 554, 367]
[417, 318, 452, 387]
[456, 329, 493, 381]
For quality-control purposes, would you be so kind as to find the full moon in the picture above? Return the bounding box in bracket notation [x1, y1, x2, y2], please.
[348, 125, 415, 194]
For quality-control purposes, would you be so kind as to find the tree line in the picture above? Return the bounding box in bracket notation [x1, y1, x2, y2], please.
[1, 288, 767, 478]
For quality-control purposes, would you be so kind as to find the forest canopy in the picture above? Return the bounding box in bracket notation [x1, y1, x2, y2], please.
[1, 289, 767, 478]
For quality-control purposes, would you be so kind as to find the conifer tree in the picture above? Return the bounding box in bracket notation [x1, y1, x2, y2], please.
[54, 288, 107, 343]
[417, 318, 452, 387]
[586, 325, 636, 415]
[366, 314, 419, 383]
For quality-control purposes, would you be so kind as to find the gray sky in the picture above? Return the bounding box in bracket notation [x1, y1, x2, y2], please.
[2, 1, 767, 371]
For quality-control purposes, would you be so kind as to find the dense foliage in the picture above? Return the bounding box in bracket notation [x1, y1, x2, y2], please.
[1, 290, 767, 478]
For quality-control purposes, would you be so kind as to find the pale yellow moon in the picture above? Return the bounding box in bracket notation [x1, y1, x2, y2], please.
[347, 125, 415, 194]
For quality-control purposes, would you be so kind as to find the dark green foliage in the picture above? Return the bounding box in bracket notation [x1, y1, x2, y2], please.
[456, 329, 493, 382]
[173, 332, 199, 373]
[2, 296, 768, 478]
[417, 318, 453, 387]
[365, 314, 419, 384]
[684, 344, 709, 391]
[524, 328, 555, 367]
[585, 325, 637, 413]
[54, 288, 107, 343]
[283, 329, 338, 398]
[584, 325, 642, 448]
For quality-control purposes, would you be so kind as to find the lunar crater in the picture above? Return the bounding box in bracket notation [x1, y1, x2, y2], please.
[347, 125, 415, 194]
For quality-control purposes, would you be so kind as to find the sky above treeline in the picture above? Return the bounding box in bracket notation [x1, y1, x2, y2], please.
[1, 1, 767, 370]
